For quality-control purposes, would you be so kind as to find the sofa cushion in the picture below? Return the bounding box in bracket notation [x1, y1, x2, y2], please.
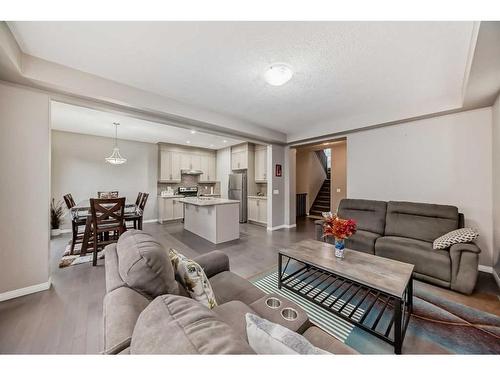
[345, 230, 380, 254]
[130, 295, 254, 354]
[385, 201, 459, 242]
[209, 271, 266, 305]
[103, 286, 150, 354]
[337, 199, 387, 235]
[169, 248, 218, 309]
[117, 230, 178, 298]
[375, 236, 451, 282]
[302, 327, 358, 354]
[213, 301, 257, 341]
[245, 313, 328, 354]
[104, 243, 126, 293]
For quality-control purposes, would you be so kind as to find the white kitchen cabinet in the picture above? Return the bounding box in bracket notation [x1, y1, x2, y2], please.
[254, 145, 267, 182]
[207, 156, 216, 181]
[173, 199, 184, 219]
[231, 143, 248, 170]
[180, 152, 191, 170]
[159, 150, 181, 182]
[248, 198, 258, 222]
[199, 155, 209, 182]
[248, 197, 267, 225]
[159, 197, 184, 223]
[171, 152, 182, 181]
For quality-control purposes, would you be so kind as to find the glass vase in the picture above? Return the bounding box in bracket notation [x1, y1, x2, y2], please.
[334, 238, 345, 259]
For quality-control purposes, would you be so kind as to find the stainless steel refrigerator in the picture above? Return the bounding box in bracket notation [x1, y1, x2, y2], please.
[228, 172, 247, 223]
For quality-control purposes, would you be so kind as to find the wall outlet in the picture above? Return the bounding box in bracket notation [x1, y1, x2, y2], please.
[273, 189, 279, 195]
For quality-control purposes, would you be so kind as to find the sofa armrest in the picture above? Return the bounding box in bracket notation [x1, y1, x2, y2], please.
[449, 243, 481, 254]
[449, 243, 481, 294]
[193, 251, 230, 278]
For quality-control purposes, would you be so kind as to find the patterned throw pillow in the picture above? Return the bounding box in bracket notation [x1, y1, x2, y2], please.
[168, 249, 218, 309]
[432, 228, 479, 250]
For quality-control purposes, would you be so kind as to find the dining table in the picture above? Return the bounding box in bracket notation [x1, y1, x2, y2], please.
[70, 199, 140, 257]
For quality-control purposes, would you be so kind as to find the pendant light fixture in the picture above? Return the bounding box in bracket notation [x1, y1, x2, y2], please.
[105, 122, 127, 165]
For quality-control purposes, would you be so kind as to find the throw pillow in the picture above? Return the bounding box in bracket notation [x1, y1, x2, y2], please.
[169, 248, 218, 309]
[245, 313, 329, 354]
[433, 228, 479, 250]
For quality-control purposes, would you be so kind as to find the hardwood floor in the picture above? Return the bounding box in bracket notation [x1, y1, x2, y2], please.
[0, 217, 498, 354]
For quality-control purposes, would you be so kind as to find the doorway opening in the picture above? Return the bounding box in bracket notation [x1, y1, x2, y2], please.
[294, 139, 347, 220]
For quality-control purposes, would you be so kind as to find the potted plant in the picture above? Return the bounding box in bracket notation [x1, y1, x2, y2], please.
[322, 212, 357, 258]
[51, 198, 64, 236]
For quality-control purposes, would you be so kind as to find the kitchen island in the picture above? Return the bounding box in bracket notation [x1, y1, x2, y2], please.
[175, 197, 240, 244]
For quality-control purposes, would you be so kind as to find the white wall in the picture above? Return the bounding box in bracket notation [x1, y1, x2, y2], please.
[492, 94, 500, 277]
[0, 82, 50, 296]
[51, 130, 158, 228]
[348, 107, 493, 267]
[216, 147, 231, 199]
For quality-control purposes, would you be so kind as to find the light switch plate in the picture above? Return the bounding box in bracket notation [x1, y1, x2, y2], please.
[336, 188, 341, 193]
[273, 189, 279, 195]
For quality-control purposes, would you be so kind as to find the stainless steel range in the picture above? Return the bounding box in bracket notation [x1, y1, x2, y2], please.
[178, 186, 198, 197]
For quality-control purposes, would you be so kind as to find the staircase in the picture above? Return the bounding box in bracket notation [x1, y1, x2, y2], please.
[309, 168, 331, 217]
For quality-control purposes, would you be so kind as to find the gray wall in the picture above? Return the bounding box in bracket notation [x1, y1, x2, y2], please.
[268, 145, 285, 229]
[51, 130, 158, 228]
[0, 82, 50, 295]
[347, 107, 494, 267]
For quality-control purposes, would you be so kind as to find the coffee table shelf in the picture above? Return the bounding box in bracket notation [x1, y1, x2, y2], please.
[278, 240, 414, 354]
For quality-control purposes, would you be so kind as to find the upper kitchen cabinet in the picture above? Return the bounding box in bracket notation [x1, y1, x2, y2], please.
[159, 150, 181, 182]
[231, 143, 254, 170]
[254, 144, 267, 182]
[158, 143, 217, 183]
[199, 154, 217, 182]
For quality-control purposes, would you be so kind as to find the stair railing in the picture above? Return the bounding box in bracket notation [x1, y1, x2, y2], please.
[315, 150, 328, 176]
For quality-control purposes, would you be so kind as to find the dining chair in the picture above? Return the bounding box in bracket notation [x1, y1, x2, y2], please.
[63, 193, 87, 254]
[97, 191, 119, 199]
[89, 197, 126, 266]
[125, 192, 148, 230]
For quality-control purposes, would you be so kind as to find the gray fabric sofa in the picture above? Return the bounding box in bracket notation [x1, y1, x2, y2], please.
[103, 229, 357, 354]
[315, 199, 481, 294]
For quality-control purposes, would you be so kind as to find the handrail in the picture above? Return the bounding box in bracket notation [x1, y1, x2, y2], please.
[315, 150, 328, 175]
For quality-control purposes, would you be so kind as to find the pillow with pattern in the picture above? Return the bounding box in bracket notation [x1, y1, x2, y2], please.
[168, 248, 218, 309]
[433, 228, 479, 250]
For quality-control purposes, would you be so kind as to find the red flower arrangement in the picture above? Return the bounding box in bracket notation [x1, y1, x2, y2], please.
[322, 212, 357, 240]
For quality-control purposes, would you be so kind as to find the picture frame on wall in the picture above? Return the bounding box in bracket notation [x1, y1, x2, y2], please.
[275, 164, 282, 177]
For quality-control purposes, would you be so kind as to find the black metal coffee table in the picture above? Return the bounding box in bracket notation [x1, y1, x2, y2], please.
[278, 239, 414, 354]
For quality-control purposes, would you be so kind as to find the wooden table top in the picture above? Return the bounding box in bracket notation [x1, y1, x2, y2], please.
[279, 239, 414, 298]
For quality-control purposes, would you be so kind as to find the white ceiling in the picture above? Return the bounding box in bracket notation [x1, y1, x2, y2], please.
[9, 22, 477, 141]
[51, 101, 243, 149]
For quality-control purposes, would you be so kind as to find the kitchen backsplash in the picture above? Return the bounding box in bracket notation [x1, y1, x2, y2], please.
[158, 174, 220, 195]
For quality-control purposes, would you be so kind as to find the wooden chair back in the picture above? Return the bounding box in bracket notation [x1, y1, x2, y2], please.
[135, 192, 143, 206]
[97, 191, 119, 199]
[139, 192, 149, 211]
[89, 197, 126, 234]
[63, 193, 76, 209]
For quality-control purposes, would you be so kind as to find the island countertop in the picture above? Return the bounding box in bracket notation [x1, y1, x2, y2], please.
[175, 197, 240, 206]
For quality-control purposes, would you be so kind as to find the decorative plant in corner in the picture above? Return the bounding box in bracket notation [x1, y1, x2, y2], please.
[322, 212, 357, 258]
[51, 198, 64, 237]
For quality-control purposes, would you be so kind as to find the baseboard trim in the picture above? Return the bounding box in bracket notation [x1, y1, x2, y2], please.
[267, 224, 297, 231]
[0, 278, 52, 302]
[60, 228, 72, 234]
[143, 219, 159, 224]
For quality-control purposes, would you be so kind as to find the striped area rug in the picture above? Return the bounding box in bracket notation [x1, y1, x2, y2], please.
[252, 271, 363, 342]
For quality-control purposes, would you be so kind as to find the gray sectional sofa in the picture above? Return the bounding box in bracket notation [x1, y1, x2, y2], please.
[315, 199, 481, 294]
[103, 229, 357, 354]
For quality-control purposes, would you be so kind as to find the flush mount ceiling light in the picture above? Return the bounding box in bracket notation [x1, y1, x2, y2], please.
[105, 122, 127, 165]
[264, 63, 293, 86]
